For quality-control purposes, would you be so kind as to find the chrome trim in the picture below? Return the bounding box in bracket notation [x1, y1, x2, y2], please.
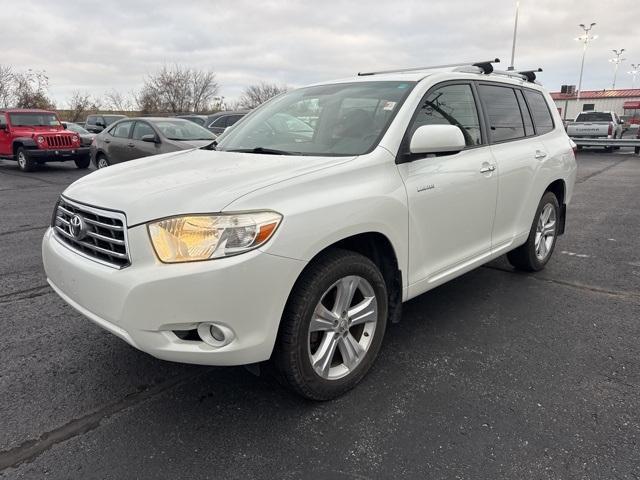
[52, 196, 130, 269]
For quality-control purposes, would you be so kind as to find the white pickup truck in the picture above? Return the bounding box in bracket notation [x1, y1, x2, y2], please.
[567, 111, 624, 151]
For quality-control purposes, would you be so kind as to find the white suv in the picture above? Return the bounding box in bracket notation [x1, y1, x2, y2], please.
[43, 61, 577, 400]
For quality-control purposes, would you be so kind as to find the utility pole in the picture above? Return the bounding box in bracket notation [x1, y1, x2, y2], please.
[575, 23, 598, 103]
[629, 64, 639, 89]
[508, 1, 520, 71]
[610, 49, 626, 90]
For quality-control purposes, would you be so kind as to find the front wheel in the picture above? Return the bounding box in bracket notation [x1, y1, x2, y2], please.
[272, 249, 388, 400]
[507, 191, 560, 272]
[95, 154, 110, 169]
[16, 147, 37, 172]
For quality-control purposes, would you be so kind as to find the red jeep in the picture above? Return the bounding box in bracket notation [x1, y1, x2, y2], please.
[0, 109, 90, 172]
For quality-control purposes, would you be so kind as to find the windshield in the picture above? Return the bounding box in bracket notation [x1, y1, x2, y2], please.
[576, 112, 612, 122]
[65, 123, 90, 134]
[9, 112, 61, 127]
[217, 81, 416, 156]
[104, 115, 126, 125]
[154, 120, 216, 141]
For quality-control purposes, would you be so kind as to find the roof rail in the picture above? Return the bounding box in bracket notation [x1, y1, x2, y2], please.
[357, 58, 500, 76]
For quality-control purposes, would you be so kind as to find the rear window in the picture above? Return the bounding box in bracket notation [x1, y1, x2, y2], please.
[575, 112, 611, 122]
[478, 85, 525, 142]
[524, 90, 554, 134]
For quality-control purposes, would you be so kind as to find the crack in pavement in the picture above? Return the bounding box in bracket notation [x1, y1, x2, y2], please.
[576, 156, 629, 184]
[0, 225, 48, 237]
[482, 264, 640, 302]
[0, 371, 206, 471]
[0, 285, 51, 304]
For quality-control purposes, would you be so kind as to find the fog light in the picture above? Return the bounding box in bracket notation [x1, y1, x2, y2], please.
[196, 322, 234, 348]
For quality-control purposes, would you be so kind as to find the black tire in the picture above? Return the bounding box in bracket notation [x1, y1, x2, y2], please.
[95, 153, 110, 169]
[507, 191, 560, 272]
[272, 249, 388, 400]
[576, 145, 583, 151]
[635, 146, 639, 155]
[16, 147, 37, 172]
[74, 156, 90, 169]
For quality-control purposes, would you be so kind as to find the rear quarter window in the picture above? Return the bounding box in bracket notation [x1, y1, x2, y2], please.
[478, 84, 525, 142]
[524, 90, 554, 134]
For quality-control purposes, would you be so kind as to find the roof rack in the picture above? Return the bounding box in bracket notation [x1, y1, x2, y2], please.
[357, 58, 500, 76]
[517, 68, 543, 82]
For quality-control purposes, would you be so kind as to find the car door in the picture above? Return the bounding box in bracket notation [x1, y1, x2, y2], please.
[396, 82, 498, 291]
[129, 121, 162, 159]
[477, 83, 546, 253]
[0, 113, 10, 156]
[106, 120, 134, 163]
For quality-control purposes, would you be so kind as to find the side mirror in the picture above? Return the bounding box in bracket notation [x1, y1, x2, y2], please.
[409, 124, 466, 155]
[61, 122, 68, 128]
[95, 121, 106, 128]
[141, 134, 159, 143]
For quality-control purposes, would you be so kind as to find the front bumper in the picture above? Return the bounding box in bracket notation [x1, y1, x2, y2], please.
[28, 147, 90, 162]
[42, 226, 306, 366]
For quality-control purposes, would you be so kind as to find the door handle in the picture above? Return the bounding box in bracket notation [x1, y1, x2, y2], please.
[127, 143, 135, 148]
[479, 165, 496, 173]
[104, 139, 111, 144]
[535, 150, 547, 159]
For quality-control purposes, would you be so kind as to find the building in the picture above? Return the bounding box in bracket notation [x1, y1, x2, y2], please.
[551, 88, 640, 122]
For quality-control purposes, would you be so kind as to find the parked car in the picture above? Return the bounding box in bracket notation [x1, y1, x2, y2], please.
[62, 122, 96, 147]
[0, 109, 89, 171]
[43, 62, 577, 400]
[205, 111, 248, 135]
[566, 111, 624, 152]
[84, 114, 127, 133]
[636, 127, 640, 155]
[91, 117, 216, 169]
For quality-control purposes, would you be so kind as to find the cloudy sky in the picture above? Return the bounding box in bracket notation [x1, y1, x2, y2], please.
[3, 0, 639, 107]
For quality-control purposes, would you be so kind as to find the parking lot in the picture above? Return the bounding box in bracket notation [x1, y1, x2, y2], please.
[1, 149, 639, 479]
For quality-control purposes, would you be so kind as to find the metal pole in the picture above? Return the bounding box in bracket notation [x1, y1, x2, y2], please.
[577, 41, 587, 102]
[575, 23, 597, 106]
[508, 1, 520, 71]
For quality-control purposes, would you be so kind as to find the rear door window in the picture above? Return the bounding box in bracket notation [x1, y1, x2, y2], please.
[523, 90, 554, 134]
[478, 84, 525, 142]
[209, 116, 228, 128]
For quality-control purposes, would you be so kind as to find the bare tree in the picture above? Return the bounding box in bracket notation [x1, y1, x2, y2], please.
[137, 64, 219, 114]
[238, 82, 288, 109]
[0, 65, 14, 108]
[67, 90, 100, 122]
[103, 89, 134, 111]
[13, 69, 54, 109]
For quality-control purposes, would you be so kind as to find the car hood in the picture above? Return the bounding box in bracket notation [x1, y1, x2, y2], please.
[63, 149, 353, 226]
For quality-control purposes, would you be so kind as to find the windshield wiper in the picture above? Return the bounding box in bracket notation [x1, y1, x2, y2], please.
[226, 147, 294, 155]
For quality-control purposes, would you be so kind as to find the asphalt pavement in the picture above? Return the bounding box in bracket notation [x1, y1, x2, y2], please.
[0, 148, 639, 479]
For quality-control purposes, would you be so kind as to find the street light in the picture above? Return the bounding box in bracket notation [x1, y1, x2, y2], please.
[609, 49, 626, 90]
[575, 22, 598, 102]
[629, 64, 640, 89]
[508, 1, 520, 71]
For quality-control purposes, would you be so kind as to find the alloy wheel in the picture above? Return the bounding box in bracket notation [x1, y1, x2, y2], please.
[97, 157, 109, 169]
[17, 152, 26, 169]
[307, 275, 378, 380]
[535, 203, 556, 260]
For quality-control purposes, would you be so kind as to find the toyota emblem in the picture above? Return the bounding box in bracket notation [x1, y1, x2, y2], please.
[69, 214, 86, 240]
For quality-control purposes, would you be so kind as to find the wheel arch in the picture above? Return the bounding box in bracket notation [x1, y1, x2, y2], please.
[544, 178, 566, 235]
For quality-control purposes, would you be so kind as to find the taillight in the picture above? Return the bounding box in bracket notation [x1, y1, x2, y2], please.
[608, 123, 613, 136]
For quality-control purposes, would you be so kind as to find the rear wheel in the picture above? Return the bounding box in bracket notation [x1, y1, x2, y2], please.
[272, 249, 388, 400]
[507, 191, 560, 272]
[74, 156, 90, 169]
[16, 147, 36, 172]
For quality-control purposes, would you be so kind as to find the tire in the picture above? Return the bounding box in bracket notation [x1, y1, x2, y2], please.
[95, 154, 110, 169]
[507, 191, 560, 272]
[635, 146, 639, 155]
[272, 249, 388, 400]
[74, 156, 90, 169]
[16, 147, 36, 172]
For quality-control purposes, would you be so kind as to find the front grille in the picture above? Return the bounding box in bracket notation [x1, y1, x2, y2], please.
[44, 135, 73, 148]
[52, 197, 130, 268]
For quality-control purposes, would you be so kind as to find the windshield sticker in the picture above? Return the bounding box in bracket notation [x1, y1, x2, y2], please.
[383, 101, 397, 111]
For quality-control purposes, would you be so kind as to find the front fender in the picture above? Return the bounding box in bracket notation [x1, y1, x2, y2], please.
[13, 137, 38, 149]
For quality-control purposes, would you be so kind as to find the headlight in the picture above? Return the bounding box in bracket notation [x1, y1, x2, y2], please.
[72, 135, 79, 143]
[148, 211, 282, 263]
[37, 135, 45, 143]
